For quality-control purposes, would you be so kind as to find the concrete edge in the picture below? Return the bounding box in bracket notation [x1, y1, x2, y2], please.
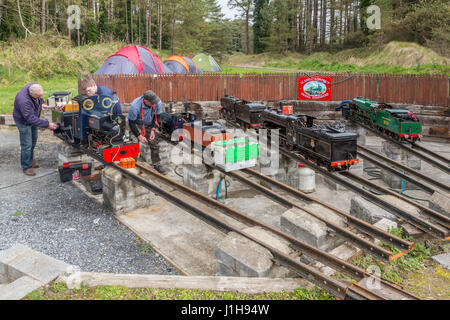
[57, 272, 312, 294]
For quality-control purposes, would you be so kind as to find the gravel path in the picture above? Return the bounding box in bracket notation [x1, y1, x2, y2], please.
[0, 127, 177, 275]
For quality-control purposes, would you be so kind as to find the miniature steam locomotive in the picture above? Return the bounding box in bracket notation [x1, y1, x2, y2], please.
[220, 95, 266, 129]
[159, 104, 197, 141]
[261, 109, 358, 170]
[51, 92, 139, 163]
[220, 96, 359, 171]
[337, 97, 422, 142]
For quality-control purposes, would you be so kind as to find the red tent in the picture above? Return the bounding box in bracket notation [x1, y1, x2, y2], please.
[95, 46, 171, 75]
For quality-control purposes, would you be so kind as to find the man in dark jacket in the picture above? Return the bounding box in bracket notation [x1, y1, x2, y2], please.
[79, 76, 123, 115]
[13, 83, 58, 176]
[128, 90, 167, 174]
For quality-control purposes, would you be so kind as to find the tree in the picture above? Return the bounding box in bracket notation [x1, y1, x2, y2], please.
[253, 0, 269, 54]
[40, 0, 45, 34]
[320, 0, 327, 50]
[145, 0, 152, 47]
[98, 0, 108, 41]
[0, 0, 4, 29]
[228, 0, 253, 55]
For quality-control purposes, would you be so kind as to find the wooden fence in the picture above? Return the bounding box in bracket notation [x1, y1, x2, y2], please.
[84, 73, 449, 107]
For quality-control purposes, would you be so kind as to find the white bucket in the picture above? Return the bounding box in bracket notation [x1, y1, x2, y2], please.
[298, 167, 315, 193]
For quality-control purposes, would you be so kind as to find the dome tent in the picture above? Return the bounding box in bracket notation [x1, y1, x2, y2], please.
[193, 53, 222, 72]
[164, 55, 190, 74]
[95, 45, 170, 75]
[164, 55, 202, 74]
[182, 56, 202, 73]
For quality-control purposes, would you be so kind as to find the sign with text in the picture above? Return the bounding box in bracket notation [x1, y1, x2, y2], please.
[297, 76, 332, 101]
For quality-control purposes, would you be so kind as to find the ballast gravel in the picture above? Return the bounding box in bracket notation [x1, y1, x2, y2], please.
[0, 128, 177, 275]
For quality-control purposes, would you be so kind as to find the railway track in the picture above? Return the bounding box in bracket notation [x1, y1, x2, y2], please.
[130, 162, 417, 300]
[62, 141, 420, 299]
[238, 167, 414, 255]
[223, 117, 449, 239]
[357, 144, 450, 194]
[279, 148, 449, 239]
[352, 120, 450, 175]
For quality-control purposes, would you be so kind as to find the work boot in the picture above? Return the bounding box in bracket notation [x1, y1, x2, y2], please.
[23, 168, 36, 176]
[153, 164, 168, 175]
[31, 159, 40, 168]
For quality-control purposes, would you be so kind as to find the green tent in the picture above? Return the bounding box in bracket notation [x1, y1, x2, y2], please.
[193, 53, 222, 72]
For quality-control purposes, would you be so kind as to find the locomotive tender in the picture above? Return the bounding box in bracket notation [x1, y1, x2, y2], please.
[261, 109, 358, 171]
[220, 95, 266, 129]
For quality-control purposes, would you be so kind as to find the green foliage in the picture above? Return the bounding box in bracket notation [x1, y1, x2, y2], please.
[50, 282, 68, 293]
[25, 289, 45, 300]
[11, 211, 23, 217]
[87, 19, 99, 44]
[352, 226, 432, 285]
[253, 0, 270, 54]
[292, 287, 335, 300]
[94, 285, 129, 300]
[25, 283, 335, 300]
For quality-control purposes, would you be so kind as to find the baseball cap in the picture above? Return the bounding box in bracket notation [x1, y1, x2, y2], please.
[143, 90, 160, 105]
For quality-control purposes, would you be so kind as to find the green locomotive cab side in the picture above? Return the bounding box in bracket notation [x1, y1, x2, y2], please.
[376, 109, 422, 141]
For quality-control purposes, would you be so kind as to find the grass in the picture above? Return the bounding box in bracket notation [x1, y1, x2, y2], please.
[225, 41, 450, 75]
[0, 76, 78, 114]
[221, 66, 289, 75]
[11, 210, 23, 217]
[351, 227, 432, 285]
[24, 282, 335, 300]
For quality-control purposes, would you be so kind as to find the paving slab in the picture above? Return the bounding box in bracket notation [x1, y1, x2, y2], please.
[0, 127, 57, 190]
[432, 253, 450, 270]
[0, 276, 44, 300]
[280, 207, 343, 251]
[5, 248, 77, 284]
[0, 244, 78, 300]
[215, 230, 274, 278]
[350, 196, 396, 224]
[429, 192, 450, 218]
[314, 243, 362, 277]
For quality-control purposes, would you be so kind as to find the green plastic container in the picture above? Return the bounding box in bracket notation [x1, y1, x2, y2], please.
[212, 138, 259, 171]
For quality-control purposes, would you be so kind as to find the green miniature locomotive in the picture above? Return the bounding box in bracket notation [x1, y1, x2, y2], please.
[337, 97, 422, 142]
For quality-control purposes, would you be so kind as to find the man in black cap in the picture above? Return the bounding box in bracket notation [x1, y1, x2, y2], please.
[128, 90, 167, 174]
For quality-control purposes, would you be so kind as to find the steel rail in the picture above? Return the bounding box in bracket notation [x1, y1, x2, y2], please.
[52, 132, 420, 298]
[241, 167, 413, 253]
[136, 163, 373, 278]
[135, 163, 417, 300]
[351, 120, 450, 175]
[279, 148, 449, 239]
[357, 144, 450, 194]
[223, 169, 396, 262]
[357, 151, 435, 195]
[409, 141, 450, 165]
[339, 171, 450, 230]
[59, 139, 419, 299]
[122, 163, 373, 299]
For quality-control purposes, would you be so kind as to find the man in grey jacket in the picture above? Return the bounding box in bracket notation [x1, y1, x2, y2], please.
[127, 90, 167, 174]
[13, 83, 58, 176]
